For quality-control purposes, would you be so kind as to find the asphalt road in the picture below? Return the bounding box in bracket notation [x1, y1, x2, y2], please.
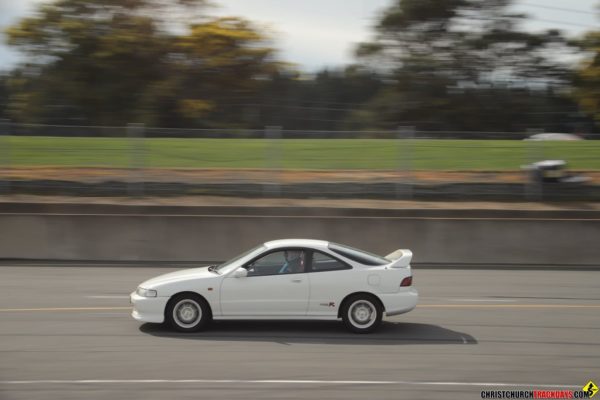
[0, 266, 599, 400]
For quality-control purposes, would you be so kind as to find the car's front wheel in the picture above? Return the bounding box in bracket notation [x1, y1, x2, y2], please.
[166, 293, 211, 332]
[341, 294, 383, 333]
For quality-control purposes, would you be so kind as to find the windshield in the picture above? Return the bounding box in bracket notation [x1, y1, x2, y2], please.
[327, 242, 389, 266]
[214, 245, 266, 274]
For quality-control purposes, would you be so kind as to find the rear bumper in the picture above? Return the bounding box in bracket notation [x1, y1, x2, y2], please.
[130, 292, 169, 323]
[380, 288, 418, 317]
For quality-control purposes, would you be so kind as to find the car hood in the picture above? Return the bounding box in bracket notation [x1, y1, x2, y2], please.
[139, 266, 216, 288]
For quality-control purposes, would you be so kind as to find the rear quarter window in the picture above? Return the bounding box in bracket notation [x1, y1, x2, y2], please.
[327, 243, 388, 266]
[310, 251, 351, 272]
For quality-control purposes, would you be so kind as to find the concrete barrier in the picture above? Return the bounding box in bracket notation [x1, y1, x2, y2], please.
[0, 204, 599, 266]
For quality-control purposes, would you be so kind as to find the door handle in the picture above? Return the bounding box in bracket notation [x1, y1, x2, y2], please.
[291, 279, 303, 283]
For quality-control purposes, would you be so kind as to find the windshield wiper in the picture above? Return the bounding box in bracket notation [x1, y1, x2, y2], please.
[207, 265, 220, 274]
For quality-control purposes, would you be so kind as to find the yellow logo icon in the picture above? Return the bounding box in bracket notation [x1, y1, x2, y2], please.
[583, 381, 598, 399]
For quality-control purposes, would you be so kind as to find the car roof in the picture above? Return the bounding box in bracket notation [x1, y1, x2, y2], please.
[264, 238, 329, 249]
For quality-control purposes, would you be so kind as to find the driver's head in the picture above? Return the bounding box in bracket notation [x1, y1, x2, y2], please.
[285, 250, 302, 261]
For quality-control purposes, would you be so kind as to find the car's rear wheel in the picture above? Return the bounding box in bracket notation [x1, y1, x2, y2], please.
[166, 293, 211, 332]
[341, 294, 383, 333]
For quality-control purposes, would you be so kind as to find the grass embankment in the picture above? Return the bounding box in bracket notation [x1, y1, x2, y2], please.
[3, 137, 600, 170]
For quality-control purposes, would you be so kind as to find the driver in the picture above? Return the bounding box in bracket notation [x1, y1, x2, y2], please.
[279, 250, 304, 274]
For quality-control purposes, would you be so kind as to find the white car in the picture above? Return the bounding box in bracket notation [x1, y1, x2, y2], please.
[130, 239, 418, 333]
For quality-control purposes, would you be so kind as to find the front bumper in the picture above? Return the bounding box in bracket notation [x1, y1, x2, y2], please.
[380, 287, 419, 317]
[130, 292, 169, 323]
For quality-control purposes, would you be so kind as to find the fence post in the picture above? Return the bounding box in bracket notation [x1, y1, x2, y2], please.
[396, 126, 414, 200]
[127, 123, 145, 197]
[0, 119, 10, 195]
[264, 125, 282, 198]
[525, 128, 544, 201]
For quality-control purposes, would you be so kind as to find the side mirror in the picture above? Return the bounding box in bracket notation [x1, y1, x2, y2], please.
[234, 268, 248, 278]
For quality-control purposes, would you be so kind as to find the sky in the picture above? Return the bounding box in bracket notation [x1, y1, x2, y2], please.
[0, 0, 598, 72]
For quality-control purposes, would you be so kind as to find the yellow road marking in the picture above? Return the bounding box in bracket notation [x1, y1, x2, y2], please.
[0, 307, 132, 312]
[418, 304, 600, 308]
[0, 304, 600, 313]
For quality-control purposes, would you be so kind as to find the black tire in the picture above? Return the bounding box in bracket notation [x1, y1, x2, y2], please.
[341, 294, 383, 334]
[165, 293, 211, 332]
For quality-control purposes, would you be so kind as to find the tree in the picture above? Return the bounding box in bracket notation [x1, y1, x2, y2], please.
[244, 66, 384, 131]
[142, 17, 282, 128]
[0, 74, 8, 119]
[353, 0, 580, 132]
[575, 31, 600, 123]
[4, 0, 281, 127]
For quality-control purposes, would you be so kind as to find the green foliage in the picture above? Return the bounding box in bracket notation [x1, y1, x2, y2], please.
[353, 0, 586, 132]
[142, 17, 282, 127]
[0, 75, 8, 119]
[2, 0, 597, 132]
[575, 31, 600, 122]
[244, 67, 385, 130]
[4, 0, 280, 126]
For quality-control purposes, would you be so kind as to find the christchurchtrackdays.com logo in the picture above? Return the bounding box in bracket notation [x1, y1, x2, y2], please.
[480, 381, 598, 399]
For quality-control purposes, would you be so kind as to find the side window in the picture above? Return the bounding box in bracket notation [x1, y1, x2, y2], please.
[310, 251, 351, 272]
[245, 250, 306, 277]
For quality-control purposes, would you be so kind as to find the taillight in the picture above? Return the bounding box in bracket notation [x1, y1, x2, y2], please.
[400, 276, 412, 287]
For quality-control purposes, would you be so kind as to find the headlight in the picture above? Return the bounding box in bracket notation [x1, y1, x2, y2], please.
[136, 287, 157, 297]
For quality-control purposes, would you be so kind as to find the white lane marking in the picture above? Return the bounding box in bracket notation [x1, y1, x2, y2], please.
[449, 298, 517, 303]
[423, 297, 516, 303]
[85, 296, 129, 299]
[0, 379, 580, 388]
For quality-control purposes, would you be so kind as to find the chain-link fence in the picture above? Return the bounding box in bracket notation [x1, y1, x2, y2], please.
[0, 121, 598, 200]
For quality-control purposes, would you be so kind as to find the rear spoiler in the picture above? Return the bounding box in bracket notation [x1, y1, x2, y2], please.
[385, 249, 413, 268]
